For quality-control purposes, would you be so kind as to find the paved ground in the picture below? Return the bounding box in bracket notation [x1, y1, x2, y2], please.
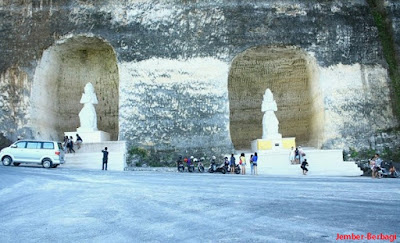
[0, 165, 399, 243]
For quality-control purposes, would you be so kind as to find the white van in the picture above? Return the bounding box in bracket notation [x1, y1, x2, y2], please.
[0, 140, 65, 168]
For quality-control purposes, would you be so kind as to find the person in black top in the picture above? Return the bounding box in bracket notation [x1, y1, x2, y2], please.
[68, 136, 75, 153]
[230, 154, 236, 173]
[76, 134, 83, 149]
[102, 147, 109, 170]
[301, 159, 309, 175]
[176, 156, 183, 170]
[295, 147, 300, 164]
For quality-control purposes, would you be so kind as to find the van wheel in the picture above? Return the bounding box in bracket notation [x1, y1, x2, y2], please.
[42, 159, 52, 169]
[2, 156, 12, 166]
[13, 163, 20, 166]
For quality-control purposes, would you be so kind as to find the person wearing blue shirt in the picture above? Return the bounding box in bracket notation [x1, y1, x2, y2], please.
[252, 152, 258, 175]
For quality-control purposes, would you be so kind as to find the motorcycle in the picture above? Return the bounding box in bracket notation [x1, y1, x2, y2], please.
[208, 160, 217, 173]
[234, 164, 241, 174]
[208, 162, 226, 174]
[178, 162, 184, 172]
[198, 157, 205, 173]
[188, 163, 195, 172]
[224, 163, 241, 174]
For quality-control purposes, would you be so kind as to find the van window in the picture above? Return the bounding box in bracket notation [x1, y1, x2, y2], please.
[26, 142, 40, 149]
[15, 142, 26, 148]
[42, 142, 54, 149]
[57, 143, 63, 150]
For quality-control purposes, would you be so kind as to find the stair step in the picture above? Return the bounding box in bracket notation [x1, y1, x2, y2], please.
[63, 141, 127, 171]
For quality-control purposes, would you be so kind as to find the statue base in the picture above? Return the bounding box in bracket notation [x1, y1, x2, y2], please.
[251, 137, 296, 151]
[64, 130, 111, 143]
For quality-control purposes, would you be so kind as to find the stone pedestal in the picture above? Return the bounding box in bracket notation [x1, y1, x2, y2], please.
[251, 137, 296, 151]
[229, 149, 362, 176]
[64, 130, 110, 143]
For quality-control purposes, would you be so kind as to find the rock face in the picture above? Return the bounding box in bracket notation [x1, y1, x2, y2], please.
[0, 1, 399, 158]
[386, 1, 400, 59]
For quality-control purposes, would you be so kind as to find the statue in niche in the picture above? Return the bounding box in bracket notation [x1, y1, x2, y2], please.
[78, 82, 98, 131]
[261, 88, 282, 139]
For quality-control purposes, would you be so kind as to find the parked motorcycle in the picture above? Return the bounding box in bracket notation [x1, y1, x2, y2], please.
[178, 162, 184, 172]
[233, 164, 241, 174]
[208, 158, 217, 173]
[208, 162, 226, 174]
[224, 164, 241, 174]
[198, 157, 205, 173]
[177, 156, 185, 172]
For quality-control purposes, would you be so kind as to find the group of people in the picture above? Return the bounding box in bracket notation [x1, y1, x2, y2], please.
[63, 134, 83, 153]
[289, 146, 309, 175]
[224, 153, 259, 175]
[178, 152, 259, 175]
[219, 153, 258, 175]
[289, 146, 306, 164]
[369, 153, 397, 178]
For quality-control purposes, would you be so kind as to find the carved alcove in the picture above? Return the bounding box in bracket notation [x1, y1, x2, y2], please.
[31, 36, 119, 140]
[228, 46, 324, 150]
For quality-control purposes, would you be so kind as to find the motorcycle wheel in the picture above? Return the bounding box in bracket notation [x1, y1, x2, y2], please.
[235, 168, 240, 174]
[221, 168, 226, 174]
[208, 168, 213, 173]
[178, 167, 184, 172]
[189, 167, 194, 172]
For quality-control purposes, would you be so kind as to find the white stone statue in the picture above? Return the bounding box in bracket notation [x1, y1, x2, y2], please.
[261, 89, 282, 139]
[78, 82, 98, 132]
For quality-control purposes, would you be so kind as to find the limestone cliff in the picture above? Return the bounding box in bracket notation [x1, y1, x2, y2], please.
[0, 1, 398, 160]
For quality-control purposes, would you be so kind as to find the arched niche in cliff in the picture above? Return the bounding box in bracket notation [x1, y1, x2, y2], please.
[228, 46, 324, 150]
[31, 36, 119, 140]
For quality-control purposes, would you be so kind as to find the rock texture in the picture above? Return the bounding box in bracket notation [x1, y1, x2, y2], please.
[386, 0, 400, 60]
[0, 0, 399, 159]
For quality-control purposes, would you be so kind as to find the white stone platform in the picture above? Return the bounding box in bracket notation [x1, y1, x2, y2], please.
[63, 141, 126, 171]
[234, 149, 362, 176]
[64, 130, 110, 143]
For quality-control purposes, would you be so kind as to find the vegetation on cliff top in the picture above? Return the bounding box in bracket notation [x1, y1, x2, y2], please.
[367, 0, 400, 120]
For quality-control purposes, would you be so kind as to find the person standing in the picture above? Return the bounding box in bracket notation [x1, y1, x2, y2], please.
[369, 156, 376, 178]
[289, 147, 295, 164]
[240, 153, 246, 175]
[373, 153, 383, 178]
[250, 154, 254, 175]
[298, 146, 304, 163]
[295, 147, 300, 164]
[68, 136, 75, 153]
[102, 147, 109, 170]
[253, 152, 258, 175]
[76, 134, 83, 149]
[63, 136, 69, 153]
[230, 154, 236, 173]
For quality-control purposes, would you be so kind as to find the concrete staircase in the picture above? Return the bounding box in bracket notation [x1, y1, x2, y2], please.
[233, 148, 363, 176]
[63, 141, 126, 171]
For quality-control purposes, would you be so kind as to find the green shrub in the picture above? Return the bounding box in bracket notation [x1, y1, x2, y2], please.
[127, 147, 148, 167]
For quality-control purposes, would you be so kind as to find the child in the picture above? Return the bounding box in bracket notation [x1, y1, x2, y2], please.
[301, 159, 309, 175]
[240, 153, 246, 175]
